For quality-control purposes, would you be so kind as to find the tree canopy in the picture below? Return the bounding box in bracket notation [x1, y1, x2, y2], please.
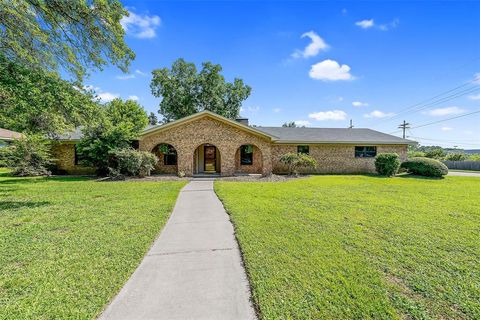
[148, 112, 159, 125]
[282, 122, 298, 128]
[0, 55, 100, 136]
[150, 58, 251, 122]
[0, 0, 134, 81]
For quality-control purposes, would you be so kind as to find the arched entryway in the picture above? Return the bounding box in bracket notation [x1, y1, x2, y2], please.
[235, 144, 263, 174]
[193, 143, 221, 174]
[152, 143, 178, 174]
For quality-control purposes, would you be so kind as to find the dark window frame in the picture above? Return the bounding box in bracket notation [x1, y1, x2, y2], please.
[74, 144, 81, 165]
[163, 145, 177, 166]
[297, 145, 310, 155]
[240, 145, 253, 165]
[355, 146, 377, 158]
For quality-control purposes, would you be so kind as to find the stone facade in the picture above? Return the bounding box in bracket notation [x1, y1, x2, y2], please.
[53, 113, 409, 176]
[271, 144, 407, 174]
[51, 143, 95, 175]
[139, 116, 273, 176]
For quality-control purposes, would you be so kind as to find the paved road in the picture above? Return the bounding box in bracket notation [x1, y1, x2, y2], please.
[448, 171, 480, 177]
[99, 180, 256, 320]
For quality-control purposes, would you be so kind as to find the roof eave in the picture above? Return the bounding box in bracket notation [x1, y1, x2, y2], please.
[273, 140, 416, 145]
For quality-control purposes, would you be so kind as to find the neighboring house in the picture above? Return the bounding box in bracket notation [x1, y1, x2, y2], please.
[53, 111, 414, 176]
[0, 128, 22, 147]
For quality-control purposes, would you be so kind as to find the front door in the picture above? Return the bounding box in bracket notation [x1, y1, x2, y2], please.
[204, 146, 217, 172]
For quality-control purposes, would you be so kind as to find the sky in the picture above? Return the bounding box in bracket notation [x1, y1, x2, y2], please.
[86, 1, 480, 149]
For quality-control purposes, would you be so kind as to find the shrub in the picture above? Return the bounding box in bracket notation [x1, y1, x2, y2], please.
[0, 146, 13, 167]
[407, 150, 426, 158]
[401, 157, 448, 177]
[445, 153, 467, 161]
[375, 153, 400, 177]
[469, 154, 480, 161]
[424, 148, 447, 160]
[7, 135, 53, 176]
[279, 152, 317, 175]
[110, 148, 158, 177]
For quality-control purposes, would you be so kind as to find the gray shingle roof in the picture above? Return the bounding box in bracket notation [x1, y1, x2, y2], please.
[57, 124, 413, 145]
[255, 127, 414, 144]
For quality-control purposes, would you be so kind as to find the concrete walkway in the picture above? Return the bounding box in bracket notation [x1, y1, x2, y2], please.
[99, 180, 256, 320]
[448, 171, 480, 177]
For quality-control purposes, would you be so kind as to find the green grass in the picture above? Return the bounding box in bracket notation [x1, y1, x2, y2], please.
[215, 175, 480, 319]
[0, 171, 186, 319]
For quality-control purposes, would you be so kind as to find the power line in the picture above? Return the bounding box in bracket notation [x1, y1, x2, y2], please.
[398, 120, 411, 139]
[407, 136, 480, 146]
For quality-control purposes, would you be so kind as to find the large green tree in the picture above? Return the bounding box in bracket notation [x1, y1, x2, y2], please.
[77, 98, 148, 175]
[0, 55, 100, 136]
[150, 58, 251, 122]
[0, 0, 134, 81]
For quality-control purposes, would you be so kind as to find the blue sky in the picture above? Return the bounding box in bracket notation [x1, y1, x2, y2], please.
[86, 1, 480, 149]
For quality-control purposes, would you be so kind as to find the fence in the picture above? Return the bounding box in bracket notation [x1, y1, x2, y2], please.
[443, 161, 480, 171]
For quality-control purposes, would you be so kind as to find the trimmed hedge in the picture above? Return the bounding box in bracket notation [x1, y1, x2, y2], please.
[401, 157, 448, 177]
[375, 153, 400, 177]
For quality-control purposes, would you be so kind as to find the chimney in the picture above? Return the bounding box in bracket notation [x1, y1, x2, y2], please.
[236, 117, 249, 126]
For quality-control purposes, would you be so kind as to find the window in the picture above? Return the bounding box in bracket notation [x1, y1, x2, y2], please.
[74, 144, 82, 165]
[355, 146, 377, 158]
[240, 145, 253, 165]
[162, 145, 177, 165]
[297, 145, 309, 155]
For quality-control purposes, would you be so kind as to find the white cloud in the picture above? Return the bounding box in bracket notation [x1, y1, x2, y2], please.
[292, 31, 329, 58]
[469, 94, 480, 100]
[116, 74, 135, 80]
[426, 106, 466, 117]
[273, 108, 282, 113]
[355, 19, 374, 29]
[121, 11, 161, 39]
[135, 69, 147, 76]
[309, 59, 354, 81]
[441, 127, 453, 131]
[97, 92, 119, 103]
[241, 106, 260, 114]
[128, 95, 139, 101]
[352, 101, 369, 107]
[309, 110, 347, 121]
[363, 110, 395, 118]
[294, 120, 311, 127]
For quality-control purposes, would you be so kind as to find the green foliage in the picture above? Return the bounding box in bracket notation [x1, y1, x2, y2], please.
[424, 147, 447, 160]
[110, 148, 158, 177]
[0, 174, 186, 318]
[0, 55, 100, 136]
[215, 176, 480, 319]
[150, 58, 251, 122]
[148, 112, 159, 125]
[282, 121, 298, 127]
[445, 153, 467, 161]
[468, 154, 480, 161]
[375, 153, 401, 177]
[6, 135, 53, 176]
[407, 150, 426, 158]
[279, 152, 317, 175]
[0, 0, 134, 81]
[0, 146, 12, 167]
[77, 99, 148, 175]
[401, 157, 449, 177]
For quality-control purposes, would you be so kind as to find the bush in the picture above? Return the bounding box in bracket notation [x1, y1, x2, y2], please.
[375, 153, 400, 177]
[110, 148, 158, 177]
[469, 154, 480, 161]
[424, 148, 447, 160]
[279, 152, 317, 175]
[400, 157, 448, 177]
[407, 150, 426, 158]
[6, 135, 53, 176]
[0, 146, 13, 167]
[445, 153, 467, 161]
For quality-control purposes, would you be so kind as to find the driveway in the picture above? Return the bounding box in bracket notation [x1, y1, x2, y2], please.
[448, 171, 480, 177]
[99, 180, 256, 320]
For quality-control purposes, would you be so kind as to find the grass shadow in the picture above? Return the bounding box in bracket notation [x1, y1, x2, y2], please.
[396, 173, 444, 180]
[0, 200, 50, 211]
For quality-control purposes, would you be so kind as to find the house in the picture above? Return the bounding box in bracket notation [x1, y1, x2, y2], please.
[0, 128, 22, 147]
[53, 111, 414, 176]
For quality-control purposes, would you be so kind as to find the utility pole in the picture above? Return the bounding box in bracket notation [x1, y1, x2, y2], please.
[398, 120, 411, 139]
[348, 119, 354, 129]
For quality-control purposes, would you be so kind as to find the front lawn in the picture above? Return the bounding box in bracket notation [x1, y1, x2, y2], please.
[0, 171, 186, 319]
[215, 176, 480, 319]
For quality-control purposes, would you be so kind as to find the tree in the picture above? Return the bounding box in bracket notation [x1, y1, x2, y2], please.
[425, 147, 447, 160]
[150, 58, 251, 122]
[0, 55, 100, 136]
[0, 0, 134, 81]
[148, 112, 159, 125]
[6, 134, 53, 176]
[77, 99, 148, 175]
[445, 153, 467, 161]
[282, 122, 298, 128]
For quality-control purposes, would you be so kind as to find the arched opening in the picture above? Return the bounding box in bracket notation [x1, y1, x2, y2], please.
[193, 143, 221, 174]
[152, 143, 178, 174]
[235, 144, 263, 174]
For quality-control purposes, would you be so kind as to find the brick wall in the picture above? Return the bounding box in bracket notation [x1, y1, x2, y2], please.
[51, 143, 95, 175]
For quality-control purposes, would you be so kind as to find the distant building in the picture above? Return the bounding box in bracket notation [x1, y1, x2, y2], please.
[0, 128, 22, 147]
